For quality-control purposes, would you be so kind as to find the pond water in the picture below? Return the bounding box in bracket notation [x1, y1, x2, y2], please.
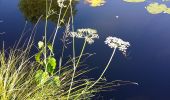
[1, 0, 170, 99]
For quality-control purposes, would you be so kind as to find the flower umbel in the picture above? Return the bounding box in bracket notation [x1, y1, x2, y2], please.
[105, 36, 130, 55]
[69, 28, 99, 44]
[57, 0, 66, 8]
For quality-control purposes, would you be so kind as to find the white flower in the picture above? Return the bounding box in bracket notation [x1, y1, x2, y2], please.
[57, 0, 66, 7]
[38, 41, 44, 49]
[105, 36, 130, 55]
[69, 28, 99, 44]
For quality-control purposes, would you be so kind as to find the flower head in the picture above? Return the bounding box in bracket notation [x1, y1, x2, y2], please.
[105, 36, 130, 55]
[69, 28, 99, 44]
[38, 41, 44, 49]
[57, 0, 66, 7]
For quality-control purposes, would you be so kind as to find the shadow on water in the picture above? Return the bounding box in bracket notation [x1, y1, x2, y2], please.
[19, 0, 78, 25]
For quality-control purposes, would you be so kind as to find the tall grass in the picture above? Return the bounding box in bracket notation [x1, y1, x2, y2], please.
[0, 41, 124, 99]
[0, 0, 138, 99]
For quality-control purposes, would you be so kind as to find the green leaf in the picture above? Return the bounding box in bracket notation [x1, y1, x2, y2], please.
[47, 57, 57, 74]
[38, 41, 44, 49]
[53, 76, 60, 87]
[35, 70, 43, 84]
[35, 50, 43, 65]
[35, 70, 49, 86]
[35, 53, 41, 63]
[145, 2, 167, 14]
[47, 43, 53, 53]
[41, 72, 49, 85]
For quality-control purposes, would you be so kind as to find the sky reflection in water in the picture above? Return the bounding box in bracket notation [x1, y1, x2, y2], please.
[1, 0, 170, 99]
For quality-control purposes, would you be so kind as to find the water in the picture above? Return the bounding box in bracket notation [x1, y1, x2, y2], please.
[1, 0, 170, 99]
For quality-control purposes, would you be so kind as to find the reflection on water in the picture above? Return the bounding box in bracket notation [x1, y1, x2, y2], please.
[84, 0, 106, 7]
[123, 0, 145, 3]
[0, 20, 3, 23]
[19, 0, 78, 24]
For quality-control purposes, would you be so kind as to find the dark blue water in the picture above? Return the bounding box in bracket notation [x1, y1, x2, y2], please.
[1, 0, 170, 99]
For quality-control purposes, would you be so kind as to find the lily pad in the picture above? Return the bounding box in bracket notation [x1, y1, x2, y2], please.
[145, 2, 167, 14]
[85, 0, 106, 7]
[164, 8, 170, 14]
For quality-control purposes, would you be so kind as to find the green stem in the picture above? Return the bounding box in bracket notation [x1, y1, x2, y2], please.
[75, 48, 116, 99]
[67, 40, 87, 100]
[75, 41, 86, 67]
[44, 0, 48, 72]
[87, 48, 116, 90]
[67, 0, 75, 99]
[51, 1, 64, 47]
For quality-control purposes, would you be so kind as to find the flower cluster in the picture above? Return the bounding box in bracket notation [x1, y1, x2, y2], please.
[57, 0, 66, 8]
[69, 28, 99, 44]
[105, 36, 130, 55]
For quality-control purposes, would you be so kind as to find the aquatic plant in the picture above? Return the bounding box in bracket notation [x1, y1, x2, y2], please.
[145, 2, 167, 14]
[145, 2, 170, 14]
[123, 0, 170, 15]
[85, 0, 106, 7]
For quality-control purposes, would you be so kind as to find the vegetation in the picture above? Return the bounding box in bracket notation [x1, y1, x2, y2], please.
[123, 0, 170, 14]
[0, 0, 138, 99]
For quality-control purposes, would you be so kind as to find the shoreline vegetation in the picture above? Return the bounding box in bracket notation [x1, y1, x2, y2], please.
[0, 0, 138, 99]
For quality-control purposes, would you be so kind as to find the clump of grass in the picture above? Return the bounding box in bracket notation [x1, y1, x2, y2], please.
[0, 43, 123, 100]
[0, 44, 37, 99]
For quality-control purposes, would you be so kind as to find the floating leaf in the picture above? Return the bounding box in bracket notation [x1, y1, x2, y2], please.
[123, 0, 145, 3]
[145, 2, 167, 14]
[85, 0, 106, 7]
[164, 8, 170, 14]
[38, 41, 44, 49]
[47, 57, 57, 74]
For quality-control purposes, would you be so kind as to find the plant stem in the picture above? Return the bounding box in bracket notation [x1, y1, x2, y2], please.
[67, 1, 76, 99]
[67, 40, 87, 100]
[75, 41, 86, 67]
[51, 1, 64, 47]
[87, 48, 117, 90]
[44, 0, 48, 72]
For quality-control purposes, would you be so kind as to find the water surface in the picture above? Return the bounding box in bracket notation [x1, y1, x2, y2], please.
[1, 0, 170, 99]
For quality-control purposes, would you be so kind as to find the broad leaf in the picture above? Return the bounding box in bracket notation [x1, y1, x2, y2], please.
[41, 72, 49, 85]
[35, 50, 43, 65]
[145, 2, 167, 14]
[47, 57, 57, 74]
[53, 76, 60, 87]
[35, 70, 49, 86]
[35, 70, 43, 84]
